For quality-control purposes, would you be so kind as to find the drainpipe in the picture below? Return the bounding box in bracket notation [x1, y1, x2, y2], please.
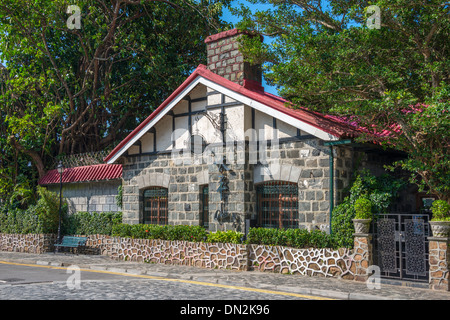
[323, 139, 352, 235]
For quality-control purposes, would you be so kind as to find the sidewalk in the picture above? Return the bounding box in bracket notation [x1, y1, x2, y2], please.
[1, 251, 449, 300]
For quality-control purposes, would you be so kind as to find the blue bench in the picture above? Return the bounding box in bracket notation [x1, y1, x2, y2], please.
[54, 236, 88, 254]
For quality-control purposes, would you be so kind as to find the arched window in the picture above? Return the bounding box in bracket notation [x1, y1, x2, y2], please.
[256, 181, 299, 229]
[143, 187, 168, 225]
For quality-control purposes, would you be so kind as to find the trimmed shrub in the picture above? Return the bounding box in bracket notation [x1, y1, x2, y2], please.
[431, 200, 450, 221]
[330, 201, 355, 248]
[63, 211, 122, 236]
[206, 230, 244, 244]
[246, 227, 338, 249]
[111, 223, 208, 242]
[354, 197, 373, 219]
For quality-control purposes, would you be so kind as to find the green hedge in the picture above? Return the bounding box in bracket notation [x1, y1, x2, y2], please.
[112, 223, 208, 242]
[112, 224, 245, 244]
[111, 223, 337, 249]
[63, 211, 122, 236]
[206, 230, 244, 244]
[246, 227, 338, 249]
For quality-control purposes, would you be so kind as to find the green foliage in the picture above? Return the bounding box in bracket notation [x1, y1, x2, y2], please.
[246, 228, 338, 249]
[330, 201, 355, 248]
[111, 224, 337, 249]
[0, 187, 66, 234]
[354, 198, 373, 220]
[206, 230, 244, 244]
[347, 170, 406, 214]
[431, 200, 450, 222]
[234, 0, 450, 202]
[331, 170, 405, 248]
[63, 211, 122, 236]
[9, 181, 37, 210]
[33, 186, 62, 233]
[0, 0, 231, 204]
[112, 224, 208, 242]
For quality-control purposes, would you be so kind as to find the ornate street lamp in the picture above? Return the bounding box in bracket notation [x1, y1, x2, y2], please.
[56, 161, 64, 252]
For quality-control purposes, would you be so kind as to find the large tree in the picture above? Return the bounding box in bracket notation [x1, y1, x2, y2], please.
[0, 0, 230, 201]
[234, 0, 450, 203]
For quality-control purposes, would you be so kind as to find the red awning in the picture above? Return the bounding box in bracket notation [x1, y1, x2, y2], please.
[38, 164, 122, 185]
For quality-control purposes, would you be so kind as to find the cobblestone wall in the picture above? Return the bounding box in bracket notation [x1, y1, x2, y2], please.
[83, 234, 358, 278]
[248, 244, 356, 279]
[84, 234, 248, 271]
[0, 233, 56, 253]
[352, 235, 373, 282]
[429, 237, 450, 291]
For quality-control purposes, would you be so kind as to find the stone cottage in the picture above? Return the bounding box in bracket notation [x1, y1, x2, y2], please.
[104, 28, 412, 233]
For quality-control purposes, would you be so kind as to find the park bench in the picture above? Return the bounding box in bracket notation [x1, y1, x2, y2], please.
[54, 236, 88, 255]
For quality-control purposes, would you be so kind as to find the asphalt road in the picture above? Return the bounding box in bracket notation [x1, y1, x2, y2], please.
[0, 262, 323, 301]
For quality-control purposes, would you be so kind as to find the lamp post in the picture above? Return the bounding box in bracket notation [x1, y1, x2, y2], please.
[56, 161, 64, 252]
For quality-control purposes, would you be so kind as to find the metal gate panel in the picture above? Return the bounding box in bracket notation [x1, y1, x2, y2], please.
[374, 213, 430, 283]
[377, 218, 397, 273]
[404, 217, 427, 277]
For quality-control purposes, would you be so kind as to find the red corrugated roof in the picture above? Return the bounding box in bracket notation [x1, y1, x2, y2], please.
[38, 164, 122, 185]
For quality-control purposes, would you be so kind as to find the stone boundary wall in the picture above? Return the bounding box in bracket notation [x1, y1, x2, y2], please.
[429, 237, 450, 291]
[0, 233, 365, 281]
[248, 244, 356, 279]
[83, 234, 248, 271]
[0, 233, 56, 253]
[83, 234, 356, 278]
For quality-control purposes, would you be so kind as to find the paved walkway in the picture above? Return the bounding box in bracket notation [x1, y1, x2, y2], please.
[0, 251, 449, 300]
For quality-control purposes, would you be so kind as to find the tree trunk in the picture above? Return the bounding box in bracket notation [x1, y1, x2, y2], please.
[9, 136, 46, 179]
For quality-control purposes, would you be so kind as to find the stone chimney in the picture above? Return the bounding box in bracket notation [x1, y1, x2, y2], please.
[205, 29, 263, 91]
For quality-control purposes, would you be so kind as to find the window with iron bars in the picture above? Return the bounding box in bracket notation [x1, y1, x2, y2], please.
[143, 187, 168, 225]
[256, 181, 299, 229]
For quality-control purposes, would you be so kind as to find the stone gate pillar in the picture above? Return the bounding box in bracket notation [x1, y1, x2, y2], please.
[352, 233, 373, 282]
[428, 237, 450, 291]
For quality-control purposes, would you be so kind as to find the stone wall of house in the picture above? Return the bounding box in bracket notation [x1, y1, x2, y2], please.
[121, 136, 356, 232]
[0, 233, 56, 253]
[47, 180, 121, 214]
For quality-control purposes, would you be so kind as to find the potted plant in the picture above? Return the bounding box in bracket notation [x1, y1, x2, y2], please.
[353, 197, 373, 234]
[429, 200, 450, 238]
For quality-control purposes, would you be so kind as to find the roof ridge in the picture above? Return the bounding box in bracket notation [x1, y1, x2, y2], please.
[104, 64, 363, 163]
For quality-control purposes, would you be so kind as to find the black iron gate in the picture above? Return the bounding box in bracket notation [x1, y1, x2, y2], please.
[373, 213, 431, 283]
